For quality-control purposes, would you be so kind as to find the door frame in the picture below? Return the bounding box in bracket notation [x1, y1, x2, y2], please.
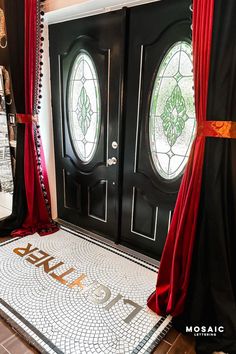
[40, 0, 191, 261]
[45, 0, 160, 24]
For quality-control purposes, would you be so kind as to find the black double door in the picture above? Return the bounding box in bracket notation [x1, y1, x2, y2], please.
[50, 0, 191, 260]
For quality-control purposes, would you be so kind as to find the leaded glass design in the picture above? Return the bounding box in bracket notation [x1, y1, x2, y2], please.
[149, 41, 196, 180]
[68, 52, 101, 162]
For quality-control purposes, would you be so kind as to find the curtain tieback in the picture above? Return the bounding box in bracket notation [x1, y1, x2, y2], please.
[197, 121, 236, 139]
[16, 114, 38, 124]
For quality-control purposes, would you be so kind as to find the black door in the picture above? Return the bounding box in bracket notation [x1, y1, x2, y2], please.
[50, 0, 193, 260]
[120, 0, 192, 259]
[49, 11, 125, 241]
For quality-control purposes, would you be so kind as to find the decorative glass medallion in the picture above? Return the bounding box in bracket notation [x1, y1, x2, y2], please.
[68, 52, 101, 162]
[149, 41, 196, 180]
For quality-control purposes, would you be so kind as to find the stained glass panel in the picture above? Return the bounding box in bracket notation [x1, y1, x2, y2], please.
[149, 41, 196, 180]
[68, 52, 101, 162]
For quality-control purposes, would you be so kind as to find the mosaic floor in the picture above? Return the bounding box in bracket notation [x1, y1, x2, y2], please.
[0, 228, 171, 354]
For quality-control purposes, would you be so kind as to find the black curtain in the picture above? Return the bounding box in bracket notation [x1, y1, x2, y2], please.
[0, 0, 27, 235]
[173, 1, 236, 353]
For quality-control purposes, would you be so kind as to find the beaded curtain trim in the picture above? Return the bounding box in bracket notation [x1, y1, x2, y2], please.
[33, 0, 53, 221]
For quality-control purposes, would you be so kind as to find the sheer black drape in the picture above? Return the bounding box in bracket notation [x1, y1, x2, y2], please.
[173, 1, 236, 353]
[0, 0, 27, 235]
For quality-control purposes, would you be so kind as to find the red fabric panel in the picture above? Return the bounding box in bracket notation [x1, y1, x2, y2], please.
[147, 0, 215, 317]
[16, 114, 34, 123]
[12, 0, 58, 237]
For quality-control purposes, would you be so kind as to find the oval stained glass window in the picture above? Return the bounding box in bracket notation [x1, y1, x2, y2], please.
[68, 52, 101, 162]
[149, 41, 196, 180]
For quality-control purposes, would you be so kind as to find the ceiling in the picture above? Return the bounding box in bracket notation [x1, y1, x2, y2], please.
[45, 0, 160, 24]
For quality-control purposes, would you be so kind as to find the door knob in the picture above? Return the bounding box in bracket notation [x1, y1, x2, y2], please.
[112, 141, 118, 149]
[107, 157, 117, 166]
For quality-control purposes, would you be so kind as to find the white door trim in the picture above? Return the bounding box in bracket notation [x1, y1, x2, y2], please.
[46, 0, 160, 24]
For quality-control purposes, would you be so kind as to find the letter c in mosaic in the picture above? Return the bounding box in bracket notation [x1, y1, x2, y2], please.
[68, 52, 101, 162]
[149, 41, 196, 180]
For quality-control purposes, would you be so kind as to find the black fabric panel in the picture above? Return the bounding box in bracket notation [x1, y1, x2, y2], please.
[0, 124, 27, 236]
[0, 0, 27, 236]
[173, 1, 236, 352]
[5, 0, 25, 113]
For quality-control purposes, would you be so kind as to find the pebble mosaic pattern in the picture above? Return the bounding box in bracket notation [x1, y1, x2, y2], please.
[0, 231, 170, 353]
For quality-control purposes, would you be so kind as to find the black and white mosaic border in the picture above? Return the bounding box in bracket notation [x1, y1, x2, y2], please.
[0, 237, 21, 247]
[0, 298, 171, 354]
[131, 316, 172, 354]
[59, 224, 158, 273]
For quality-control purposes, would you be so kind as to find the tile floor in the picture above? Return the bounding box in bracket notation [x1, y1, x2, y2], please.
[0, 318, 38, 354]
[0, 193, 196, 354]
[0, 235, 195, 354]
[153, 329, 195, 353]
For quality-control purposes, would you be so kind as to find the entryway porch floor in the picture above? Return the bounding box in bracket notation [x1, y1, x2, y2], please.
[0, 315, 195, 354]
[0, 231, 195, 354]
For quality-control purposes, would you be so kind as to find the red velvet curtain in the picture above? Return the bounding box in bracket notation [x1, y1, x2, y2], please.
[147, 0, 215, 317]
[12, 0, 58, 237]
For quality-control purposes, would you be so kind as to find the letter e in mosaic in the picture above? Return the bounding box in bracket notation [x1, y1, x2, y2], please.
[26, 250, 50, 265]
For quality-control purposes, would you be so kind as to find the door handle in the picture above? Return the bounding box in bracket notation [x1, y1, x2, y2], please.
[112, 141, 118, 149]
[107, 157, 117, 166]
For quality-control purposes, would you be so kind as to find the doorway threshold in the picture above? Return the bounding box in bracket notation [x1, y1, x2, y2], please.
[55, 218, 160, 269]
